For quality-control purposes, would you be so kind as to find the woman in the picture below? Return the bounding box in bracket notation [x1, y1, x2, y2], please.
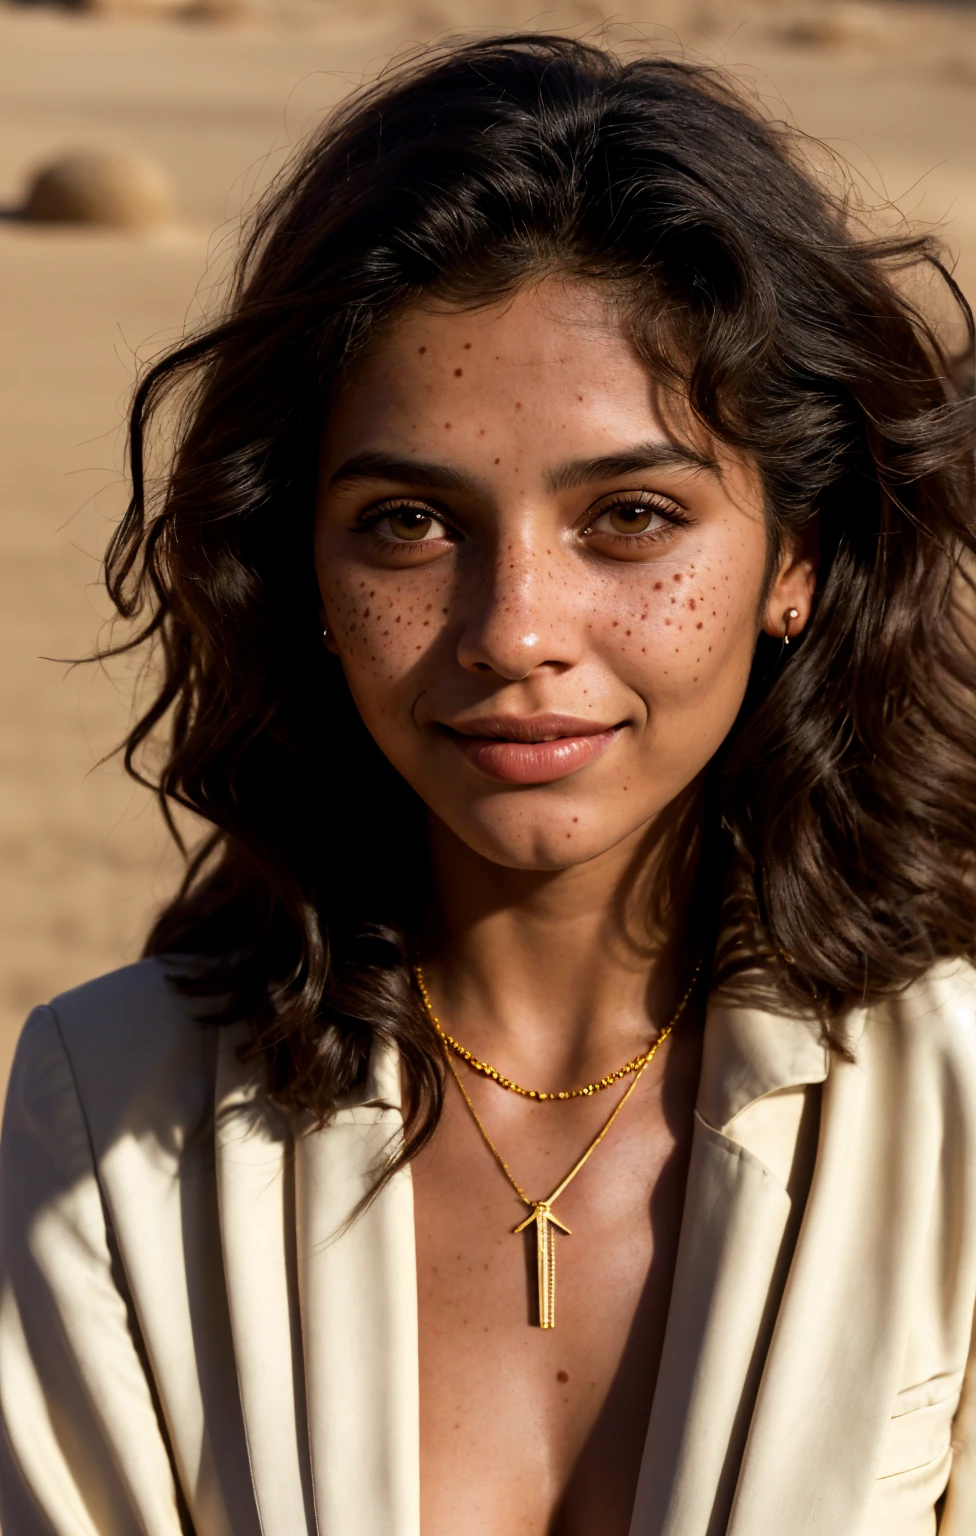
[1, 32, 975, 1536]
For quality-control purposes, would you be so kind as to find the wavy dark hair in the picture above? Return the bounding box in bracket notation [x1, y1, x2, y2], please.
[104, 34, 976, 1173]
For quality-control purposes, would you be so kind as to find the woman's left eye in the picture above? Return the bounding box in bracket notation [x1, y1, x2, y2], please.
[585, 494, 687, 541]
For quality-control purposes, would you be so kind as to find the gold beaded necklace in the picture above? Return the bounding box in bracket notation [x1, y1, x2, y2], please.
[414, 960, 702, 1328]
[417, 960, 701, 1101]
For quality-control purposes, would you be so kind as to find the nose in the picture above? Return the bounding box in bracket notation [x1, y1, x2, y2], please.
[455, 531, 584, 680]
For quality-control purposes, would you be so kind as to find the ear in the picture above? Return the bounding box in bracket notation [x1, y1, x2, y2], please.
[319, 606, 340, 656]
[761, 528, 819, 642]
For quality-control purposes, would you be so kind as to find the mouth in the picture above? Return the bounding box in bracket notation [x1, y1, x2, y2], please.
[440, 714, 626, 785]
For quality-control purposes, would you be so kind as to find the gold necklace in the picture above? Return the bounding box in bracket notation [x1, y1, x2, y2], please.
[414, 959, 702, 1100]
[413, 961, 701, 1329]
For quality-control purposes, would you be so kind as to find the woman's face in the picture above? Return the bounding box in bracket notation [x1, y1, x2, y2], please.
[315, 280, 813, 872]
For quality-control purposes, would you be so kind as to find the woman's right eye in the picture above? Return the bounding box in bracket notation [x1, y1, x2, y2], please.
[372, 506, 450, 543]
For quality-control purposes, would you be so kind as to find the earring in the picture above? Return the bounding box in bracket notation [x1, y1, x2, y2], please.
[782, 607, 800, 645]
[322, 625, 330, 644]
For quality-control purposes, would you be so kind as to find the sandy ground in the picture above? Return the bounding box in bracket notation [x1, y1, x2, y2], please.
[2, 0, 976, 1103]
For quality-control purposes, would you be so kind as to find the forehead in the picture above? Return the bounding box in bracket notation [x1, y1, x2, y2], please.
[375, 278, 627, 360]
[325, 280, 685, 450]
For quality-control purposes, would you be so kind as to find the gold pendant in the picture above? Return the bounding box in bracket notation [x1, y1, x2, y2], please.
[513, 1201, 571, 1329]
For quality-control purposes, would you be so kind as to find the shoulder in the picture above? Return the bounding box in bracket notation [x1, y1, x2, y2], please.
[856, 958, 976, 1064]
[47, 952, 206, 1033]
[835, 959, 976, 1151]
[8, 957, 227, 1163]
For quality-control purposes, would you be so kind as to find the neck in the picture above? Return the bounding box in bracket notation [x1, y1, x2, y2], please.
[419, 796, 704, 1087]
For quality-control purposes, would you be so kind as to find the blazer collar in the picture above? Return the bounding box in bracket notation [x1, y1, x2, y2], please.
[696, 990, 833, 1129]
[333, 1033, 403, 1115]
[630, 986, 849, 1536]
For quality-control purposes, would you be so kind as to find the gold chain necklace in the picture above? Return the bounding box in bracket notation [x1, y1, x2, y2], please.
[413, 961, 701, 1329]
[415, 959, 702, 1100]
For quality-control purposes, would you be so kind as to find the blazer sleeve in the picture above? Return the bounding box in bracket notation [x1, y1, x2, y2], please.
[0, 1005, 188, 1536]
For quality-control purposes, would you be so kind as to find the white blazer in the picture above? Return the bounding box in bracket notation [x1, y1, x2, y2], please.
[1, 955, 975, 1535]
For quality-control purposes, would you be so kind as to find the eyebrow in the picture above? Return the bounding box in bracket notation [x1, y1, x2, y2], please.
[327, 441, 718, 493]
[546, 443, 719, 491]
[329, 451, 472, 492]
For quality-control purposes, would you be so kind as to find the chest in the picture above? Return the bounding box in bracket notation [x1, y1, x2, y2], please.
[411, 1070, 697, 1536]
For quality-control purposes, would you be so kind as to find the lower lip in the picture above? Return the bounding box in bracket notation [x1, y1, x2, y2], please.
[448, 728, 621, 784]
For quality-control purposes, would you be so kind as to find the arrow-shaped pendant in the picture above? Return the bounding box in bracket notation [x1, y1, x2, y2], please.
[513, 1201, 572, 1329]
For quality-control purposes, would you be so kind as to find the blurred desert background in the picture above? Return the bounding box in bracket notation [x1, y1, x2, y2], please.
[2, 0, 976, 1104]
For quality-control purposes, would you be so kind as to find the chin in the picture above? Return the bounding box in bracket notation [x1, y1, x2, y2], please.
[448, 804, 636, 873]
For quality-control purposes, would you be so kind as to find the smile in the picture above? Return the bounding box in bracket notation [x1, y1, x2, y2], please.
[441, 715, 625, 785]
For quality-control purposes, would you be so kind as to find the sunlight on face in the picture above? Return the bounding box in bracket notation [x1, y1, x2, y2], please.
[314, 280, 802, 871]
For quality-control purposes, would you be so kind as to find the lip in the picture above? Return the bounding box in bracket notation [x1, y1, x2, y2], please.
[441, 714, 625, 785]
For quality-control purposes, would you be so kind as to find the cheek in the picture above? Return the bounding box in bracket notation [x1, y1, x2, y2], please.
[596, 548, 760, 695]
[319, 559, 451, 694]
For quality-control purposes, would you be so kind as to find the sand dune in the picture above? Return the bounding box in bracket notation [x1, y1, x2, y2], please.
[2, 0, 976, 1098]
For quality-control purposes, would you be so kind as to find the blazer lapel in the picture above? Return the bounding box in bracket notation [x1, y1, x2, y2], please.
[629, 999, 829, 1536]
[214, 1027, 316, 1536]
[215, 1030, 419, 1536]
[724, 997, 946, 1536]
[295, 1040, 420, 1536]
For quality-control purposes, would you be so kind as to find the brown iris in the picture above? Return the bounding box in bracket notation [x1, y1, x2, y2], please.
[387, 509, 434, 540]
[606, 504, 657, 535]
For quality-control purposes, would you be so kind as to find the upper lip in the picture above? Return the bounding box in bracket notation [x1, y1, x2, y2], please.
[442, 714, 622, 743]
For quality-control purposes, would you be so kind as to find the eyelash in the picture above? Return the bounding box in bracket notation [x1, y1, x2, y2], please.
[354, 499, 456, 554]
[582, 492, 692, 546]
[354, 491, 692, 550]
